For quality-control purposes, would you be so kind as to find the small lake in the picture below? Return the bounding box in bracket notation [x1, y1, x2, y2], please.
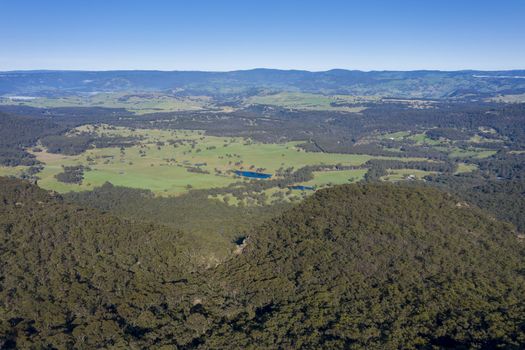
[289, 185, 315, 191]
[234, 170, 272, 179]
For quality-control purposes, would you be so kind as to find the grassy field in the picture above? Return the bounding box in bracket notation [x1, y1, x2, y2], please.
[468, 134, 503, 144]
[0, 125, 429, 196]
[3, 91, 376, 114]
[245, 92, 373, 112]
[376, 129, 499, 159]
[148, 160, 483, 207]
[208, 169, 368, 207]
[0, 166, 27, 177]
[406, 132, 443, 145]
[381, 169, 436, 181]
[447, 148, 497, 159]
[0, 124, 498, 205]
[0, 92, 223, 115]
[299, 169, 368, 187]
[489, 93, 525, 103]
[455, 163, 478, 174]
[376, 130, 444, 145]
[378, 131, 411, 141]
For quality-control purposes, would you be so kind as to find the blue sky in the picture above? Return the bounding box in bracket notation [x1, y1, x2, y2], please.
[1, 0, 524, 71]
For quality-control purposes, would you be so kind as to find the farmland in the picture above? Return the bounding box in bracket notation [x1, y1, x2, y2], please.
[0, 100, 517, 210]
[0, 125, 429, 197]
[245, 92, 372, 112]
[0, 92, 222, 114]
[298, 169, 368, 187]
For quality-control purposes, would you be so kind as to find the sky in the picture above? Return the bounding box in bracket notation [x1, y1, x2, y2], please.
[0, 0, 524, 71]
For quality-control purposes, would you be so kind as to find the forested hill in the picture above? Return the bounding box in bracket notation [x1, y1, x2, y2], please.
[0, 177, 189, 348]
[196, 184, 525, 349]
[1, 178, 524, 349]
[2, 69, 525, 98]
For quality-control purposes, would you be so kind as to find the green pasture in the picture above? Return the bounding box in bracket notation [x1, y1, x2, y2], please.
[298, 169, 368, 187]
[447, 148, 497, 159]
[245, 92, 371, 112]
[0, 92, 217, 115]
[375, 129, 499, 159]
[407, 132, 443, 145]
[381, 169, 436, 181]
[378, 131, 411, 140]
[0, 125, 429, 196]
[455, 163, 478, 174]
[0, 166, 27, 177]
[376, 131, 442, 145]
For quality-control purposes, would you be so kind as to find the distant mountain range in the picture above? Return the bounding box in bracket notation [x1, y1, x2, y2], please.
[1, 69, 525, 99]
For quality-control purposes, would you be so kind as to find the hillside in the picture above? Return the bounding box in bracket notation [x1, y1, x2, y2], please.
[0, 177, 190, 348]
[1, 178, 524, 349]
[195, 184, 525, 349]
[2, 69, 525, 98]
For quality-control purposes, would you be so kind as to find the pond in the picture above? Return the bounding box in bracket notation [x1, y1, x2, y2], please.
[234, 170, 272, 179]
[289, 185, 315, 191]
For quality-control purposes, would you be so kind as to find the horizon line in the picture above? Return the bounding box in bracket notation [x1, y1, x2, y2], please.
[2, 67, 525, 74]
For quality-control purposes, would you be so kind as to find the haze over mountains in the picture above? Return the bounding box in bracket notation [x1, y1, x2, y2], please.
[2, 69, 525, 98]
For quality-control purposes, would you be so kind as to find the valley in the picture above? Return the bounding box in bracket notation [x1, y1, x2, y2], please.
[2, 1, 525, 348]
[0, 71, 524, 349]
[0, 122, 496, 203]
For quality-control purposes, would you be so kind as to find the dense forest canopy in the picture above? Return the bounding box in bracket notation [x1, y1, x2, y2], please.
[1, 178, 524, 348]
